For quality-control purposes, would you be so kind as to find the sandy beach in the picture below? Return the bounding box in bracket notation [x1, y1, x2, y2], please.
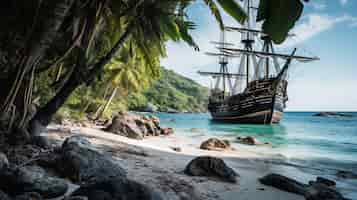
[45, 125, 312, 200]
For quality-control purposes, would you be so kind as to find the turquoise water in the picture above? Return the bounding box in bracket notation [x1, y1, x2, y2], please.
[156, 112, 357, 197]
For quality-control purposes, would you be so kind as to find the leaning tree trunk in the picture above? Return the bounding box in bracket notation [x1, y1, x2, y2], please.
[96, 86, 118, 120]
[29, 23, 135, 135]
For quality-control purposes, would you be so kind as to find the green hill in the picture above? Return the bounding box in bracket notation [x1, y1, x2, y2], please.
[128, 67, 209, 113]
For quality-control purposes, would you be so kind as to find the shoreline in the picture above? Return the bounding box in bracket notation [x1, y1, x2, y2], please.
[46, 125, 310, 200]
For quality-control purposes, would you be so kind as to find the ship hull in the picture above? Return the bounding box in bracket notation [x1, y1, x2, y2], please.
[208, 78, 287, 124]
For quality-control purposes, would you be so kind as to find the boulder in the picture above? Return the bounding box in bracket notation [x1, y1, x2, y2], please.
[71, 178, 163, 200]
[238, 136, 262, 145]
[310, 177, 336, 187]
[0, 165, 68, 198]
[200, 138, 231, 151]
[104, 115, 144, 139]
[184, 156, 238, 183]
[161, 128, 174, 136]
[60, 135, 126, 183]
[259, 173, 307, 195]
[305, 183, 346, 200]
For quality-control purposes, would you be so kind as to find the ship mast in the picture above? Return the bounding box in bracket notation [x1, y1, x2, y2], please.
[198, 0, 319, 96]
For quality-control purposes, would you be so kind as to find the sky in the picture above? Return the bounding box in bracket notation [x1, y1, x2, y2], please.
[161, 0, 357, 111]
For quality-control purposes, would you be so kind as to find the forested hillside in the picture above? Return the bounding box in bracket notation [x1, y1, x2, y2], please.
[128, 68, 209, 113]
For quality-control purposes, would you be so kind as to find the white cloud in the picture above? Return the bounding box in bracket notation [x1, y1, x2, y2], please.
[281, 14, 357, 48]
[340, 0, 348, 6]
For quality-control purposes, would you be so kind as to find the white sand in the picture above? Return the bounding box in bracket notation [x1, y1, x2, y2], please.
[47, 126, 306, 200]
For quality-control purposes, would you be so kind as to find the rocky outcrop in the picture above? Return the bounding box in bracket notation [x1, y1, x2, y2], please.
[237, 136, 263, 145]
[0, 165, 68, 198]
[200, 138, 231, 151]
[259, 174, 348, 200]
[104, 112, 173, 139]
[259, 173, 307, 195]
[184, 156, 238, 183]
[71, 177, 163, 200]
[313, 112, 354, 118]
[336, 170, 357, 179]
[59, 135, 126, 183]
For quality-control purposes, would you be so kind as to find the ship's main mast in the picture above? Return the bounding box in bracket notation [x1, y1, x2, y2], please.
[199, 0, 319, 96]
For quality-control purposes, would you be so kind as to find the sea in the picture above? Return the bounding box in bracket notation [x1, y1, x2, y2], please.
[156, 112, 357, 199]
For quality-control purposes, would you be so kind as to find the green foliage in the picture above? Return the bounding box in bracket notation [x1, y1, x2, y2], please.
[257, 0, 304, 44]
[129, 67, 209, 113]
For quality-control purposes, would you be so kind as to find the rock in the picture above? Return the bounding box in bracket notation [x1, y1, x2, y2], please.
[167, 108, 179, 114]
[144, 103, 158, 113]
[60, 135, 126, 183]
[171, 147, 182, 152]
[0, 152, 9, 170]
[259, 173, 307, 195]
[200, 138, 231, 151]
[0, 190, 11, 200]
[336, 170, 357, 179]
[150, 116, 160, 127]
[238, 136, 262, 145]
[0, 165, 68, 198]
[161, 128, 174, 136]
[71, 178, 163, 200]
[104, 114, 144, 139]
[314, 177, 336, 187]
[184, 156, 238, 183]
[14, 192, 43, 200]
[313, 112, 354, 118]
[305, 182, 345, 200]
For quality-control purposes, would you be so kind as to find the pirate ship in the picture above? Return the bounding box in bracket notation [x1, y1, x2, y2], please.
[199, 0, 319, 124]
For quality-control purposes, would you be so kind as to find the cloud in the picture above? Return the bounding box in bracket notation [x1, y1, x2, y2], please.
[340, 0, 348, 6]
[311, 2, 327, 11]
[281, 14, 357, 48]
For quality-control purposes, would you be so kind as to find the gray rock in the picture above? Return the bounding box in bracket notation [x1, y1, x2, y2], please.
[60, 135, 126, 183]
[238, 136, 262, 145]
[259, 173, 307, 195]
[71, 178, 163, 200]
[63, 196, 88, 200]
[336, 170, 357, 179]
[31, 135, 52, 148]
[184, 156, 238, 183]
[0, 166, 67, 198]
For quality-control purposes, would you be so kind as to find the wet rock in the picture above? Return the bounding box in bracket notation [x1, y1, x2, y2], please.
[238, 136, 262, 145]
[184, 156, 238, 183]
[0, 152, 9, 170]
[313, 177, 336, 187]
[259, 173, 307, 195]
[0, 165, 68, 198]
[336, 170, 357, 179]
[306, 183, 346, 200]
[14, 192, 43, 200]
[60, 135, 126, 183]
[71, 178, 163, 200]
[63, 196, 88, 200]
[200, 138, 231, 151]
[161, 128, 174, 136]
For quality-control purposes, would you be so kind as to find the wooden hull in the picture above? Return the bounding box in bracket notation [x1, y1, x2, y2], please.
[208, 78, 288, 125]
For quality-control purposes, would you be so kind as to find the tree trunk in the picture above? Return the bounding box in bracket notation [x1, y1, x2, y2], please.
[29, 22, 135, 135]
[96, 86, 118, 120]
